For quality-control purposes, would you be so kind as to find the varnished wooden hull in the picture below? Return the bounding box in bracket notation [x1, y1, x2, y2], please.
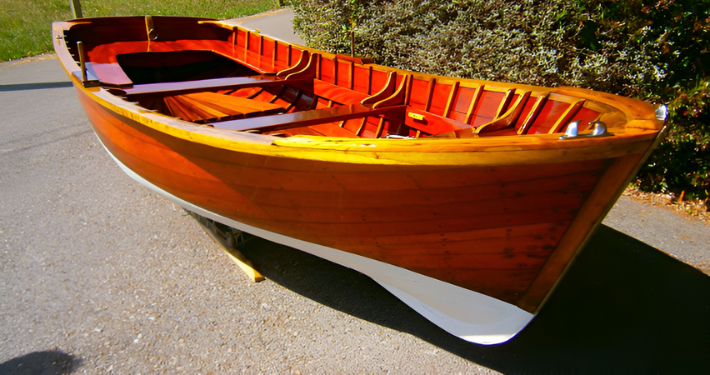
[53, 16, 666, 344]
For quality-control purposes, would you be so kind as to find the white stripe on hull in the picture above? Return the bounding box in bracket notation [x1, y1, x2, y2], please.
[99, 139, 534, 345]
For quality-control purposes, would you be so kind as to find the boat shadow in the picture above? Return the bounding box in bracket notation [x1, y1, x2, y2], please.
[240, 224, 710, 372]
[0, 350, 81, 375]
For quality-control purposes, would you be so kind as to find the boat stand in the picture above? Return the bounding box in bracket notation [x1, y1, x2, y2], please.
[186, 210, 265, 282]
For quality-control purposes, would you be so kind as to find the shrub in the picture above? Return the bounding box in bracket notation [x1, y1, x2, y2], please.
[292, 0, 709, 199]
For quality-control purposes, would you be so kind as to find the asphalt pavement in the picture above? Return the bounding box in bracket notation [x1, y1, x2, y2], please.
[1, 9, 708, 374]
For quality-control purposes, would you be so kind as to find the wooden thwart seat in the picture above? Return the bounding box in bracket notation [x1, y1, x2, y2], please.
[85, 62, 133, 87]
[209, 104, 406, 134]
[117, 75, 312, 96]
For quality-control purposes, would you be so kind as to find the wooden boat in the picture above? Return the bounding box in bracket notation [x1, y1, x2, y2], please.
[52, 16, 667, 345]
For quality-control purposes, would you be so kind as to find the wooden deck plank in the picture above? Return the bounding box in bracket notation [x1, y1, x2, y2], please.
[186, 92, 284, 112]
[173, 96, 228, 120]
[163, 96, 201, 122]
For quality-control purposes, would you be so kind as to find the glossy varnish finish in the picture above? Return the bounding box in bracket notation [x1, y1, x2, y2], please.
[54, 16, 665, 323]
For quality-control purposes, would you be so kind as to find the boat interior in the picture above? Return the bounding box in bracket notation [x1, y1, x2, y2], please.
[59, 16, 608, 139]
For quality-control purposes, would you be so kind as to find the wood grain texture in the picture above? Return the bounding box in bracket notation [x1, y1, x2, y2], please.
[55, 17, 665, 310]
[76, 86, 616, 304]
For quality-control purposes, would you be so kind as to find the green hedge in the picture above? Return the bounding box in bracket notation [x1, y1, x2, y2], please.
[292, 0, 709, 200]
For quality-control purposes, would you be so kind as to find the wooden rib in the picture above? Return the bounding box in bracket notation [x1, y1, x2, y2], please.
[403, 74, 414, 106]
[517, 92, 549, 135]
[259, 34, 263, 56]
[308, 93, 319, 110]
[272, 39, 277, 70]
[367, 66, 373, 94]
[443, 81, 460, 118]
[333, 57, 338, 86]
[256, 34, 263, 69]
[424, 78, 436, 111]
[395, 123, 403, 135]
[509, 91, 531, 125]
[284, 90, 303, 112]
[269, 85, 289, 103]
[495, 89, 515, 118]
[287, 44, 292, 66]
[232, 30, 236, 55]
[349, 60, 355, 90]
[465, 85, 484, 125]
[547, 99, 586, 134]
[244, 31, 250, 60]
[247, 88, 265, 99]
[139, 96, 158, 113]
[355, 117, 368, 136]
[316, 54, 322, 80]
[374, 117, 386, 138]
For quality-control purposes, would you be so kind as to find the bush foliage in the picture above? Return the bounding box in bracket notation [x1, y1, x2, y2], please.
[292, 0, 709, 199]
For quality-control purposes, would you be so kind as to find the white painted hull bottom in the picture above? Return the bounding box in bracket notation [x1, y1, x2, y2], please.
[100, 141, 535, 345]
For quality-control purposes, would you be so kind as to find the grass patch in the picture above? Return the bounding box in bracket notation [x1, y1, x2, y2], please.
[0, 0, 280, 61]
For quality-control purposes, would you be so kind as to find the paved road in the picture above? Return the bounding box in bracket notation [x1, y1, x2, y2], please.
[1, 9, 708, 374]
[236, 8, 306, 46]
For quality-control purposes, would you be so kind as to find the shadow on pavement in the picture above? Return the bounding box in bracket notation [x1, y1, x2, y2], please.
[0, 350, 81, 375]
[240, 224, 710, 373]
[0, 82, 73, 92]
